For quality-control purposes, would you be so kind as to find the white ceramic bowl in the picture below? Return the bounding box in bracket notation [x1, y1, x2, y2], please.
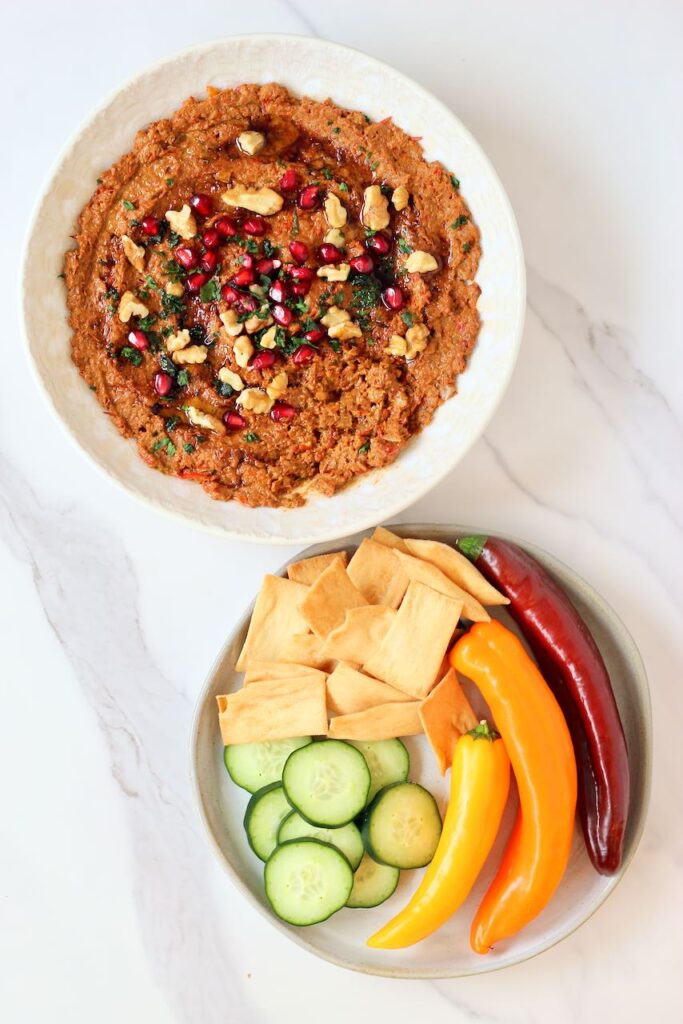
[191, 525, 651, 977]
[21, 36, 525, 543]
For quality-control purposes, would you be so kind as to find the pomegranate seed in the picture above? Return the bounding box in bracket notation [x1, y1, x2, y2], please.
[289, 240, 309, 264]
[297, 185, 321, 210]
[382, 285, 405, 310]
[268, 280, 288, 304]
[255, 257, 278, 276]
[288, 266, 316, 283]
[201, 250, 219, 273]
[214, 216, 237, 238]
[270, 401, 296, 422]
[224, 411, 246, 430]
[232, 267, 255, 287]
[221, 284, 240, 304]
[272, 304, 293, 327]
[304, 326, 324, 343]
[128, 329, 148, 351]
[279, 168, 298, 191]
[318, 243, 343, 264]
[237, 294, 258, 313]
[250, 350, 277, 370]
[366, 233, 391, 255]
[174, 246, 198, 270]
[186, 271, 211, 293]
[153, 371, 173, 396]
[201, 228, 221, 250]
[350, 254, 374, 274]
[190, 193, 213, 218]
[243, 215, 266, 236]
[140, 216, 160, 236]
[293, 344, 316, 365]
[290, 282, 310, 297]
[241, 254, 255, 270]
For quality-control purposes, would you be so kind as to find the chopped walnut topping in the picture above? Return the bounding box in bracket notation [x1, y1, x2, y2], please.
[220, 310, 243, 338]
[117, 290, 149, 323]
[387, 334, 408, 356]
[245, 312, 273, 334]
[317, 263, 350, 282]
[121, 234, 145, 273]
[164, 204, 197, 240]
[221, 182, 283, 216]
[405, 322, 430, 358]
[392, 186, 410, 211]
[259, 325, 278, 349]
[321, 307, 350, 328]
[166, 328, 191, 353]
[165, 280, 184, 297]
[184, 404, 225, 434]
[237, 130, 266, 156]
[361, 185, 390, 231]
[236, 388, 274, 414]
[173, 345, 207, 365]
[324, 227, 345, 247]
[233, 336, 254, 368]
[218, 367, 244, 392]
[324, 193, 347, 228]
[328, 320, 363, 341]
[405, 250, 439, 273]
[266, 371, 288, 400]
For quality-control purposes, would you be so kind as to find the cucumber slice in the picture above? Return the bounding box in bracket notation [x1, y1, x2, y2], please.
[278, 811, 364, 870]
[224, 737, 312, 793]
[244, 783, 292, 862]
[265, 839, 353, 926]
[362, 782, 442, 869]
[282, 740, 370, 827]
[347, 739, 410, 803]
[347, 853, 399, 908]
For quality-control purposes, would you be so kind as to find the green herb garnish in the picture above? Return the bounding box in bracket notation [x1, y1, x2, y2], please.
[183, 443, 196, 454]
[245, 432, 260, 443]
[462, 241, 473, 253]
[120, 346, 143, 366]
[397, 238, 413, 254]
[165, 177, 175, 187]
[199, 278, 221, 303]
[122, 199, 136, 210]
[401, 311, 414, 327]
[176, 369, 190, 387]
[151, 436, 176, 456]
[358, 441, 371, 455]
[450, 174, 460, 190]
[164, 416, 181, 432]
[451, 215, 469, 229]
[214, 379, 234, 398]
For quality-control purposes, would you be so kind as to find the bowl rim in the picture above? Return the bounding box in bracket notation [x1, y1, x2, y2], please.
[189, 522, 652, 977]
[20, 34, 526, 543]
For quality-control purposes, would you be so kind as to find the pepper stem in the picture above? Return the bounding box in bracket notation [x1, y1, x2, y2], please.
[456, 534, 488, 562]
[467, 719, 500, 742]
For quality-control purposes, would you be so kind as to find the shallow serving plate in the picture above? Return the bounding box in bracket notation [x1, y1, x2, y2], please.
[21, 35, 525, 544]
[191, 524, 651, 978]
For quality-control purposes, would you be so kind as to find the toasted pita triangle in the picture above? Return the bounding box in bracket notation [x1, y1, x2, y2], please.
[347, 538, 409, 608]
[328, 701, 423, 740]
[235, 575, 310, 671]
[299, 558, 366, 638]
[371, 526, 409, 552]
[217, 675, 327, 744]
[403, 538, 509, 606]
[287, 550, 348, 585]
[392, 549, 489, 622]
[326, 662, 413, 715]
[279, 633, 338, 672]
[325, 606, 396, 664]
[419, 668, 478, 773]
[244, 661, 327, 685]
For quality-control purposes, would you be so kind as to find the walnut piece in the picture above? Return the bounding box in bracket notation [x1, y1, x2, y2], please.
[324, 193, 347, 228]
[361, 185, 390, 231]
[221, 183, 283, 216]
[166, 328, 191, 353]
[237, 130, 266, 156]
[317, 263, 350, 282]
[266, 371, 288, 400]
[184, 405, 225, 434]
[392, 186, 410, 211]
[259, 325, 278, 349]
[328, 320, 363, 341]
[233, 336, 254, 368]
[172, 345, 208, 365]
[245, 312, 273, 334]
[218, 367, 244, 392]
[236, 388, 274, 414]
[386, 334, 408, 356]
[321, 307, 350, 328]
[121, 234, 145, 273]
[117, 291, 149, 323]
[405, 322, 430, 358]
[405, 250, 439, 273]
[220, 309, 243, 338]
[324, 227, 345, 247]
[164, 204, 197, 240]
[165, 280, 184, 297]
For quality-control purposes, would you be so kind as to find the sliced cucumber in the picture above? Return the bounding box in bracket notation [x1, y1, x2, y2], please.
[244, 783, 292, 862]
[282, 740, 370, 827]
[347, 738, 410, 803]
[362, 782, 442, 869]
[265, 839, 353, 926]
[224, 737, 312, 793]
[347, 852, 400, 909]
[278, 811, 364, 870]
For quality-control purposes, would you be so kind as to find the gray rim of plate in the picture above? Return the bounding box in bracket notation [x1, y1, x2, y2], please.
[189, 523, 652, 978]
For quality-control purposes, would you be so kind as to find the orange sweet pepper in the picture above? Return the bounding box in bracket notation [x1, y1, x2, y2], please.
[367, 721, 510, 949]
[451, 620, 577, 954]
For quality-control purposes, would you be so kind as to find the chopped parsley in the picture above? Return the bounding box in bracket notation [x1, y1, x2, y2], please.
[397, 238, 413, 254]
[262, 238, 277, 258]
[401, 311, 414, 327]
[332, 126, 341, 135]
[165, 177, 175, 187]
[214, 379, 234, 398]
[328, 338, 341, 353]
[167, 230, 181, 248]
[151, 436, 176, 457]
[158, 352, 176, 375]
[136, 313, 157, 331]
[462, 241, 473, 254]
[244, 432, 260, 443]
[176, 369, 190, 387]
[164, 416, 181, 432]
[338, 181, 349, 192]
[321, 167, 333, 180]
[120, 346, 142, 366]
[122, 199, 136, 210]
[163, 259, 186, 283]
[161, 292, 185, 316]
[370, 160, 379, 172]
[451, 215, 469, 229]
[104, 286, 120, 314]
[144, 274, 161, 292]
[450, 174, 460, 190]
[183, 442, 196, 454]
[96, 177, 103, 185]
[244, 238, 259, 254]
[351, 275, 381, 329]
[292, 208, 299, 238]
[199, 278, 221, 303]
[358, 441, 371, 455]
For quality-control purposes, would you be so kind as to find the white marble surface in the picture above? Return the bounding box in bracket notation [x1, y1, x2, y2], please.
[2, 1, 682, 1021]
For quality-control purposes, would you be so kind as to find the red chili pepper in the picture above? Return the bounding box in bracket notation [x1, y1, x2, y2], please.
[456, 535, 630, 875]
